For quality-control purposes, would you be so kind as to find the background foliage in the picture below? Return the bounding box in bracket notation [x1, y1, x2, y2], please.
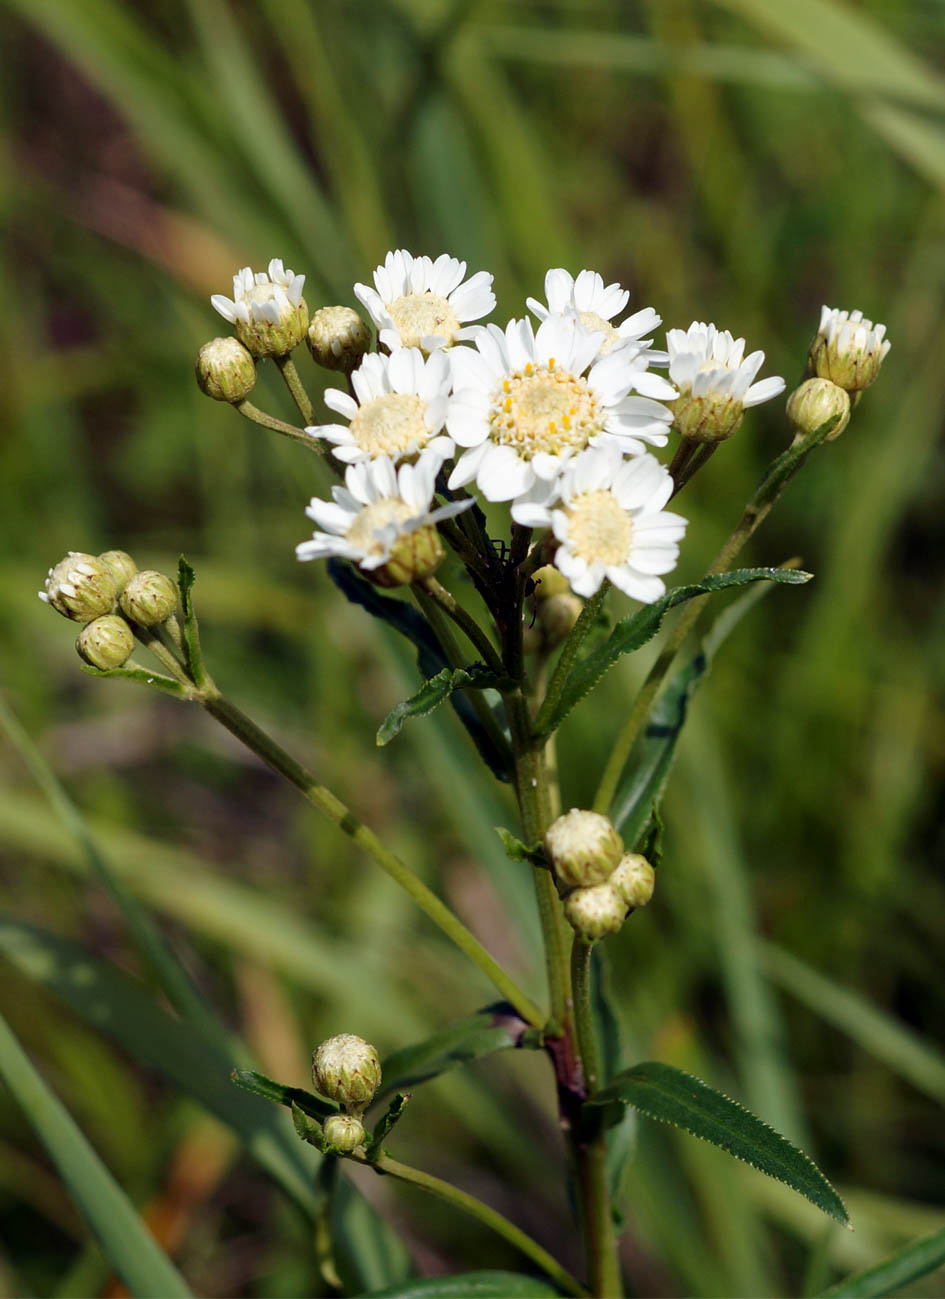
[1, 0, 943, 1295]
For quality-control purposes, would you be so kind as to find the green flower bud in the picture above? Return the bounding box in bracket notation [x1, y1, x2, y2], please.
[531, 565, 571, 601]
[544, 809, 623, 890]
[371, 524, 445, 589]
[312, 1034, 381, 1113]
[120, 570, 178, 626]
[564, 883, 626, 941]
[40, 553, 118, 622]
[537, 592, 583, 649]
[672, 390, 744, 444]
[610, 852, 655, 911]
[786, 378, 851, 442]
[307, 306, 372, 374]
[322, 1114, 366, 1153]
[76, 615, 135, 670]
[808, 307, 890, 393]
[196, 337, 256, 403]
[98, 550, 138, 591]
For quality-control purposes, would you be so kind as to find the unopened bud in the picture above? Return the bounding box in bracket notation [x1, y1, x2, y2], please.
[808, 306, 890, 393]
[313, 1034, 381, 1113]
[537, 592, 583, 649]
[544, 809, 623, 889]
[40, 553, 118, 622]
[120, 570, 178, 626]
[564, 883, 625, 941]
[98, 550, 138, 592]
[531, 565, 571, 600]
[322, 1114, 366, 1153]
[211, 260, 309, 359]
[307, 306, 372, 373]
[371, 525, 444, 589]
[672, 390, 744, 444]
[610, 852, 655, 910]
[196, 337, 256, 403]
[786, 377, 851, 442]
[76, 615, 135, 670]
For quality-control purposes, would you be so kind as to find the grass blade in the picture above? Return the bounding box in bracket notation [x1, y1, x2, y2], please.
[819, 1226, 945, 1298]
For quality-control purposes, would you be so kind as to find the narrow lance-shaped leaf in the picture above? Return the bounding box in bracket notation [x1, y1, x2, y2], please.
[818, 1226, 945, 1298]
[230, 1068, 337, 1122]
[380, 1004, 543, 1097]
[536, 567, 811, 735]
[177, 555, 207, 688]
[366, 1273, 562, 1298]
[378, 665, 512, 746]
[585, 1061, 849, 1226]
[79, 663, 188, 696]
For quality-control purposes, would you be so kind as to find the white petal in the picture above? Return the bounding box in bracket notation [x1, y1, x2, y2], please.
[323, 389, 359, 419]
[744, 375, 786, 406]
[210, 294, 238, 323]
[476, 445, 534, 501]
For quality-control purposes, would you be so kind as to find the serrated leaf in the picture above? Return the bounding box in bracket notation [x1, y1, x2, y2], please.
[231, 1068, 337, 1121]
[585, 1061, 848, 1226]
[366, 1272, 562, 1298]
[177, 555, 207, 688]
[80, 663, 188, 697]
[535, 567, 811, 735]
[495, 827, 546, 867]
[380, 1004, 542, 1097]
[818, 1226, 945, 1297]
[329, 1167, 413, 1296]
[366, 1093, 412, 1161]
[377, 665, 510, 746]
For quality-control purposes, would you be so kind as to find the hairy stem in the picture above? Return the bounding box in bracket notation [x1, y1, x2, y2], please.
[274, 354, 315, 425]
[533, 583, 608, 737]
[235, 399, 321, 451]
[417, 576, 505, 677]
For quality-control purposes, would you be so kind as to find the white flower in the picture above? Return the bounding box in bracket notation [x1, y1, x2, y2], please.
[809, 306, 890, 392]
[527, 268, 665, 362]
[446, 314, 676, 503]
[666, 322, 785, 442]
[296, 456, 471, 586]
[211, 258, 308, 357]
[512, 446, 687, 601]
[308, 348, 454, 466]
[354, 250, 495, 352]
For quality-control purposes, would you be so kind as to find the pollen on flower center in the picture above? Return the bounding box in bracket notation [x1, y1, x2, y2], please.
[489, 367, 603, 460]
[387, 293, 460, 347]
[245, 282, 288, 315]
[565, 490, 632, 565]
[348, 393, 430, 457]
[577, 310, 620, 352]
[346, 498, 416, 555]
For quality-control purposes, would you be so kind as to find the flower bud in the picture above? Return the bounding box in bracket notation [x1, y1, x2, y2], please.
[544, 809, 623, 890]
[322, 1114, 366, 1153]
[786, 378, 851, 442]
[808, 306, 890, 393]
[371, 525, 445, 589]
[531, 564, 571, 600]
[672, 390, 744, 444]
[98, 550, 138, 592]
[610, 852, 655, 910]
[40, 553, 118, 622]
[211, 261, 309, 359]
[312, 1034, 381, 1113]
[537, 593, 583, 649]
[120, 570, 178, 626]
[564, 883, 625, 941]
[196, 337, 256, 403]
[307, 306, 372, 373]
[76, 615, 135, 670]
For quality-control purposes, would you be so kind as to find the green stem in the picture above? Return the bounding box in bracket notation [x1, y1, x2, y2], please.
[570, 938, 601, 1095]
[353, 1150, 586, 1296]
[417, 576, 505, 676]
[235, 399, 322, 452]
[275, 354, 315, 425]
[533, 584, 608, 737]
[592, 420, 834, 815]
[197, 685, 543, 1027]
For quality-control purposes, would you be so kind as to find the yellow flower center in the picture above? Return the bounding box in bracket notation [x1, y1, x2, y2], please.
[387, 292, 460, 348]
[346, 499, 416, 557]
[348, 393, 430, 458]
[489, 363, 603, 460]
[577, 310, 621, 352]
[565, 490, 632, 566]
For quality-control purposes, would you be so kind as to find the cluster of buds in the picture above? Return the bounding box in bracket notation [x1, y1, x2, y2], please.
[523, 565, 584, 655]
[311, 1033, 382, 1153]
[543, 808, 655, 942]
[786, 306, 890, 443]
[39, 550, 180, 670]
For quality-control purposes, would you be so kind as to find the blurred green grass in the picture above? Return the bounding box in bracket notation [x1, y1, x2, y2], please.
[1, 0, 944, 1294]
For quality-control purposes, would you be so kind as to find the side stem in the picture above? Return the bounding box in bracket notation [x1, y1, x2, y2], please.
[235, 399, 322, 452]
[275, 354, 315, 425]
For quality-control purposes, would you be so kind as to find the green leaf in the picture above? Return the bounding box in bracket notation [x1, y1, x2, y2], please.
[536, 567, 811, 735]
[366, 1273, 562, 1298]
[79, 663, 188, 697]
[380, 1005, 543, 1097]
[495, 828, 546, 868]
[0, 1007, 192, 1298]
[366, 1093, 412, 1161]
[585, 1061, 848, 1226]
[230, 1068, 336, 1121]
[329, 1166, 413, 1296]
[177, 554, 207, 688]
[0, 918, 318, 1215]
[818, 1227, 945, 1297]
[377, 665, 510, 746]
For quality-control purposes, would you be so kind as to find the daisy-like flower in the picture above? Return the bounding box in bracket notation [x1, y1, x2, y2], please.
[527, 268, 664, 360]
[211, 259, 308, 358]
[808, 306, 890, 392]
[512, 446, 687, 601]
[666, 322, 785, 443]
[354, 250, 495, 352]
[309, 348, 454, 466]
[296, 456, 471, 588]
[447, 314, 676, 503]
